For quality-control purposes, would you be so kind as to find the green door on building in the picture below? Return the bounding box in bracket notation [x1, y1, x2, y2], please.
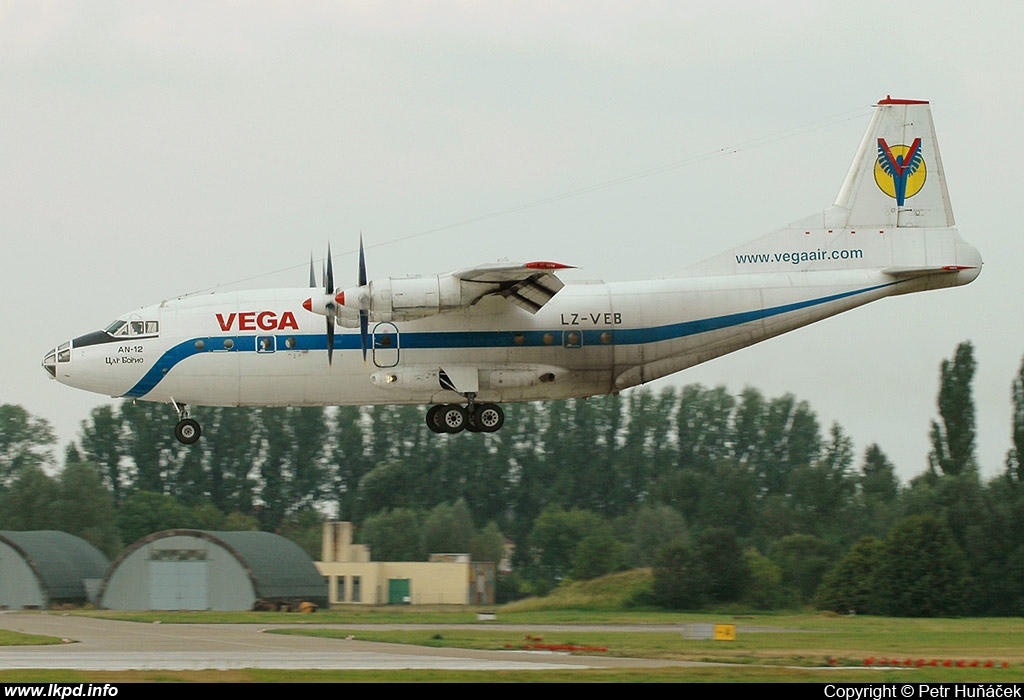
[388, 578, 411, 604]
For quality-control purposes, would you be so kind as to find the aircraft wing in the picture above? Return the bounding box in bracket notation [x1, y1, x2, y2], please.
[451, 261, 574, 314]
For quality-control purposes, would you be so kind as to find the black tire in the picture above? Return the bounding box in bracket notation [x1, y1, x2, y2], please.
[440, 404, 468, 433]
[475, 403, 504, 432]
[426, 405, 447, 433]
[175, 418, 202, 445]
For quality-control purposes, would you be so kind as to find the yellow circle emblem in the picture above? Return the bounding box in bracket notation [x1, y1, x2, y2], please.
[874, 141, 927, 204]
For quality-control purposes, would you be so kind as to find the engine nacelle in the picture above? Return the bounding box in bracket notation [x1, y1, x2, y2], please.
[336, 274, 470, 322]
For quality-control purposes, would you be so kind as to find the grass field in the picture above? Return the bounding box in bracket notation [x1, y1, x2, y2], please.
[2, 610, 1022, 683]
[2, 572, 1022, 683]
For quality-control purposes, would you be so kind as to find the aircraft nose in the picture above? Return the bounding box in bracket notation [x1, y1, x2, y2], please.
[42, 341, 71, 379]
[42, 348, 57, 378]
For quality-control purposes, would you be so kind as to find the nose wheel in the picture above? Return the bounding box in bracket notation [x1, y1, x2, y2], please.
[171, 400, 202, 444]
[426, 401, 504, 434]
[175, 418, 202, 444]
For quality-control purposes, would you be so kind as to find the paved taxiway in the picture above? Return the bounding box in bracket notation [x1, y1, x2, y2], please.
[0, 612, 712, 671]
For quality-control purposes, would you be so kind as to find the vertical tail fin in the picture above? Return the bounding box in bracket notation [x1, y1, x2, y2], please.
[685, 97, 981, 281]
[831, 97, 954, 229]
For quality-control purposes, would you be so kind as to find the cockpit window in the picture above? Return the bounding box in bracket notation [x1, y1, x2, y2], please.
[105, 319, 159, 337]
[105, 320, 127, 335]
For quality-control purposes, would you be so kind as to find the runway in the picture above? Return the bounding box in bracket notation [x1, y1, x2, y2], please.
[0, 612, 704, 671]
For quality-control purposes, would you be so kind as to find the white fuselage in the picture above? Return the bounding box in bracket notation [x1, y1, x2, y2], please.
[46, 261, 978, 410]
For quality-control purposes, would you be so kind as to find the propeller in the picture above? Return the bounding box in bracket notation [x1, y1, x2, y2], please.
[302, 238, 370, 366]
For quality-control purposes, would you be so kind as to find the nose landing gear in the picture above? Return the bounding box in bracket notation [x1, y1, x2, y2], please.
[171, 400, 202, 445]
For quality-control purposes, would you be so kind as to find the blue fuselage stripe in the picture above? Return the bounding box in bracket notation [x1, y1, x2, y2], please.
[122, 282, 894, 398]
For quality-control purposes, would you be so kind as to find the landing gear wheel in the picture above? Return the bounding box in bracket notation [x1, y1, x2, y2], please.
[426, 404, 447, 433]
[440, 404, 468, 433]
[475, 403, 504, 433]
[175, 418, 202, 445]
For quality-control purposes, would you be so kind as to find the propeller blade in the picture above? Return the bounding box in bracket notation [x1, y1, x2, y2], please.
[326, 244, 336, 366]
[327, 316, 335, 366]
[358, 234, 368, 361]
[309, 253, 317, 288]
[326, 243, 335, 294]
[360, 312, 368, 363]
[358, 233, 367, 287]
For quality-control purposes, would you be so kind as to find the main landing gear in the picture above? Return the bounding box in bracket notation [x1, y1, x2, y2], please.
[172, 400, 202, 445]
[426, 394, 504, 434]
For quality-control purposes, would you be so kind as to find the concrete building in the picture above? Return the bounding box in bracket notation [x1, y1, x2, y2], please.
[0, 530, 109, 610]
[317, 522, 495, 605]
[98, 529, 327, 611]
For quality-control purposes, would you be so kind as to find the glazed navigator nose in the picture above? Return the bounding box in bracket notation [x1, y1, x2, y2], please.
[42, 341, 70, 378]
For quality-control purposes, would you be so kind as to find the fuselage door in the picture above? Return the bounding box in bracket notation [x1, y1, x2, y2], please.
[372, 322, 400, 368]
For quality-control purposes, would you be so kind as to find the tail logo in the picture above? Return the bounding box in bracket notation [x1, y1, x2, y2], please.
[875, 138, 926, 205]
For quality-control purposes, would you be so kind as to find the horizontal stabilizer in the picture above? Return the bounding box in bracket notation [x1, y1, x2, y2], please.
[882, 265, 978, 277]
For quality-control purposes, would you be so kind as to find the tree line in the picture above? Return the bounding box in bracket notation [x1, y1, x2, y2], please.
[2, 340, 1023, 615]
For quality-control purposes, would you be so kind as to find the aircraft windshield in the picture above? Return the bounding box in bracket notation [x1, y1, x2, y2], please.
[104, 319, 159, 337]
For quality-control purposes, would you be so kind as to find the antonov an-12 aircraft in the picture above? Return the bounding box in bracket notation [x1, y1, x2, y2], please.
[43, 98, 981, 443]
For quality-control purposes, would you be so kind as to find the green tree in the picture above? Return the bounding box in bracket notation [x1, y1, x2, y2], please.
[360, 508, 426, 561]
[524, 507, 606, 591]
[114, 491, 194, 546]
[743, 547, 785, 610]
[767, 534, 836, 605]
[695, 527, 750, 604]
[816, 536, 885, 614]
[861, 444, 899, 502]
[0, 405, 55, 488]
[676, 384, 736, 472]
[253, 406, 329, 529]
[331, 405, 377, 522]
[79, 404, 125, 505]
[622, 388, 676, 506]
[848, 444, 902, 541]
[0, 464, 58, 530]
[422, 499, 475, 555]
[277, 507, 324, 560]
[789, 423, 856, 537]
[201, 407, 260, 513]
[874, 514, 970, 617]
[505, 401, 555, 547]
[953, 476, 1024, 616]
[628, 504, 688, 568]
[651, 538, 710, 610]
[221, 511, 260, 531]
[469, 521, 506, 564]
[1007, 355, 1024, 482]
[120, 401, 182, 494]
[571, 528, 624, 581]
[929, 341, 977, 476]
[356, 459, 425, 518]
[54, 460, 120, 557]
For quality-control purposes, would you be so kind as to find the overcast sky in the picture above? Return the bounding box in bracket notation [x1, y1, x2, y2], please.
[3, 1, 1021, 481]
